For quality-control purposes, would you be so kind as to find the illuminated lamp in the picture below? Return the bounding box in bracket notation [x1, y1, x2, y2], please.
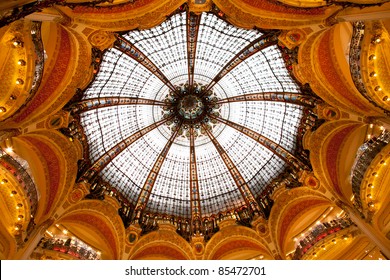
[16, 79, 24, 85]
[0, 107, 6, 113]
[17, 59, 26, 66]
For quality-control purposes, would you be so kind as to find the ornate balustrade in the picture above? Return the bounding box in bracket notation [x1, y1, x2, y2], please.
[293, 217, 354, 260]
[38, 236, 100, 260]
[349, 21, 390, 116]
[350, 130, 390, 213]
[0, 149, 39, 220]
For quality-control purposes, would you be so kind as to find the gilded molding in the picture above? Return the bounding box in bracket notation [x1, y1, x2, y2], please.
[213, 0, 340, 29]
[65, 0, 186, 31]
[129, 229, 195, 260]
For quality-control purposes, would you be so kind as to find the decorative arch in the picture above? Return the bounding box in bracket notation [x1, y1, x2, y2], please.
[296, 25, 382, 116]
[57, 0, 186, 31]
[11, 129, 79, 224]
[129, 226, 195, 260]
[3, 20, 92, 127]
[308, 120, 367, 201]
[57, 199, 125, 260]
[213, 0, 341, 29]
[203, 223, 273, 260]
[269, 187, 332, 258]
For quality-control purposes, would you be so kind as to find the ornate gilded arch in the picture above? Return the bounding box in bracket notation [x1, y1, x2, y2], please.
[268, 187, 332, 257]
[203, 221, 273, 260]
[57, 199, 126, 259]
[129, 225, 195, 260]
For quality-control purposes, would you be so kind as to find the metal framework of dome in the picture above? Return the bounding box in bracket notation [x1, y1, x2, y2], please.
[69, 6, 319, 236]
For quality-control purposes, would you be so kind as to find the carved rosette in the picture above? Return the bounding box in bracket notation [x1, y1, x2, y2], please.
[88, 30, 117, 51]
[126, 224, 142, 246]
[279, 29, 306, 49]
[316, 103, 341, 121]
[299, 171, 320, 190]
[68, 182, 89, 204]
[45, 111, 71, 130]
[191, 235, 205, 257]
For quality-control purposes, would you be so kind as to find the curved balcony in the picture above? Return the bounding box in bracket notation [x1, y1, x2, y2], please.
[37, 236, 101, 260]
[292, 217, 354, 260]
[0, 149, 38, 219]
[350, 130, 390, 213]
[349, 21, 390, 116]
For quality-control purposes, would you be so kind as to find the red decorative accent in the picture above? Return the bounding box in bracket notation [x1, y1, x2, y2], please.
[240, 0, 325, 15]
[318, 32, 370, 112]
[23, 137, 60, 215]
[279, 199, 328, 250]
[326, 125, 359, 196]
[132, 245, 187, 260]
[14, 27, 72, 123]
[308, 178, 316, 187]
[73, 0, 155, 14]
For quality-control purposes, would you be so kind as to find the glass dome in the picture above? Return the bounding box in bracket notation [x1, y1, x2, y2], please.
[77, 8, 313, 220]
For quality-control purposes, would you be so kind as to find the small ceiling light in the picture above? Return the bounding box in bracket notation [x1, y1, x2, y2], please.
[383, 96, 389, 101]
[343, 235, 348, 240]
[0, 107, 6, 113]
[332, 239, 336, 244]
[367, 194, 372, 199]
[17, 59, 26, 66]
[368, 202, 375, 208]
[375, 86, 382, 91]
[10, 191, 17, 197]
[12, 39, 23, 47]
[9, 95, 17, 100]
[17, 215, 23, 221]
[62, 229, 68, 234]
[1, 179, 8, 184]
[259, 255, 264, 259]
[369, 55, 377, 60]
[370, 72, 377, 77]
[5, 147, 13, 153]
[16, 79, 24, 85]
[15, 225, 20, 230]
[372, 36, 381, 44]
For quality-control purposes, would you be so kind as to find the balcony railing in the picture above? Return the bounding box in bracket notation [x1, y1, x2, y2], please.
[0, 150, 39, 219]
[292, 217, 354, 260]
[38, 237, 100, 260]
[349, 21, 390, 116]
[350, 131, 390, 213]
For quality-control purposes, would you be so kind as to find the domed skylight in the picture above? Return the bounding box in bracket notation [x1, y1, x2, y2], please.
[76, 8, 313, 221]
